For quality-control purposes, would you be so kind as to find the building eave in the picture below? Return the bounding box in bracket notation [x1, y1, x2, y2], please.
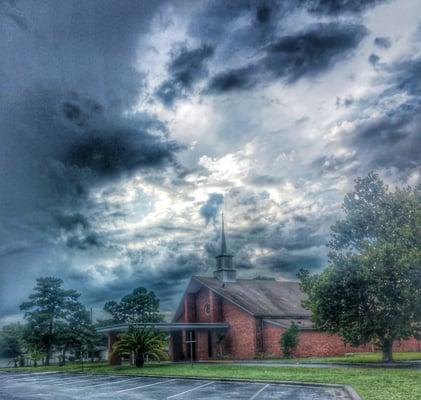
[97, 322, 229, 333]
[263, 318, 315, 331]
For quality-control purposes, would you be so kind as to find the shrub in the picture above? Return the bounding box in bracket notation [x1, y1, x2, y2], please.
[280, 323, 299, 358]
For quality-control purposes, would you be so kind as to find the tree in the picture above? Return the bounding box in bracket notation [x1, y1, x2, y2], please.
[103, 287, 163, 324]
[111, 327, 166, 367]
[55, 304, 100, 365]
[26, 347, 44, 367]
[299, 173, 421, 362]
[280, 323, 299, 359]
[0, 323, 26, 367]
[20, 277, 83, 365]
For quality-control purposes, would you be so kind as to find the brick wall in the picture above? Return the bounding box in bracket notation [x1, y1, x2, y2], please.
[263, 322, 371, 357]
[393, 337, 421, 352]
[262, 321, 285, 357]
[262, 321, 421, 357]
[222, 299, 256, 359]
[195, 287, 212, 323]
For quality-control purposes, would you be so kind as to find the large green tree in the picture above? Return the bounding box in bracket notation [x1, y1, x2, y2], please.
[299, 173, 421, 362]
[103, 287, 163, 324]
[0, 323, 26, 367]
[20, 277, 84, 365]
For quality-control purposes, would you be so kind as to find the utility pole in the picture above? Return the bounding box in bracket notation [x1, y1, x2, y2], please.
[186, 331, 196, 368]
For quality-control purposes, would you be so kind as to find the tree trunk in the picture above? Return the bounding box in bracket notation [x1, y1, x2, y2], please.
[381, 338, 394, 362]
[61, 348, 67, 366]
[135, 352, 145, 368]
[45, 346, 51, 366]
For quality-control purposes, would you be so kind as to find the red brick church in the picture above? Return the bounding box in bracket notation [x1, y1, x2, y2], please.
[101, 216, 421, 364]
[169, 216, 421, 361]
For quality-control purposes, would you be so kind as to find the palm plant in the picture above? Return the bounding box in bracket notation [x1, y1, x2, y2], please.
[111, 327, 166, 367]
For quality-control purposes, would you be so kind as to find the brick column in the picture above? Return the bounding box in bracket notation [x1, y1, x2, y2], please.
[108, 332, 122, 366]
[196, 330, 208, 361]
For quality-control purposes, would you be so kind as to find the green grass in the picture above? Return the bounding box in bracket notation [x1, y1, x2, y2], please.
[285, 351, 421, 364]
[2, 362, 421, 400]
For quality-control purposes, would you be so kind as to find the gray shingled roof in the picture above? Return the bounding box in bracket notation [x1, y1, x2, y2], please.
[194, 276, 312, 318]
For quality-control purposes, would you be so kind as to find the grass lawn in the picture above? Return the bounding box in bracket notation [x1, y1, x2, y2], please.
[285, 351, 421, 364]
[2, 361, 421, 400]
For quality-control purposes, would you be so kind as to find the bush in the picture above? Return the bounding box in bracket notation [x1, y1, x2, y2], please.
[280, 323, 299, 358]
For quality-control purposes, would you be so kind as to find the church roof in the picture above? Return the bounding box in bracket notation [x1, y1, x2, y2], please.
[195, 276, 311, 317]
[173, 276, 311, 321]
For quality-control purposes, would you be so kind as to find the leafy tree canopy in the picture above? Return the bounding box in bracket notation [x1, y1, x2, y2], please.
[20, 277, 85, 365]
[103, 287, 163, 324]
[0, 323, 26, 367]
[299, 173, 421, 362]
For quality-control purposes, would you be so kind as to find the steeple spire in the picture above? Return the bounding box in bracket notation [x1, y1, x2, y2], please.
[214, 212, 236, 282]
[221, 212, 227, 254]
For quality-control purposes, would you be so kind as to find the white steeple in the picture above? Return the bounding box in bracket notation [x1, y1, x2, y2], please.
[214, 213, 236, 282]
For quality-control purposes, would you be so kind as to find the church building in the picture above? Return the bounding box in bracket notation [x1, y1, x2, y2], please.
[169, 215, 421, 361]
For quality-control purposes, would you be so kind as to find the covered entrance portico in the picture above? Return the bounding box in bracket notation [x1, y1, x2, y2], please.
[98, 322, 229, 365]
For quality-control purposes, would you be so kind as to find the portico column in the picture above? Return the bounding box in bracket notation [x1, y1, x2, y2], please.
[108, 332, 122, 366]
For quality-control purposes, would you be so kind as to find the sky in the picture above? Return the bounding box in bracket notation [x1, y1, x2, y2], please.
[1, 0, 420, 324]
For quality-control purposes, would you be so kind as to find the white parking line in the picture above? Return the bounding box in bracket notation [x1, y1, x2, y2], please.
[68, 377, 140, 389]
[14, 375, 80, 383]
[167, 381, 215, 399]
[52, 376, 112, 386]
[249, 384, 270, 400]
[2, 373, 60, 380]
[115, 379, 175, 393]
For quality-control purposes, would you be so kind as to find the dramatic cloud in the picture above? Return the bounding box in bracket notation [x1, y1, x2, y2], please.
[207, 23, 367, 93]
[1, 0, 420, 326]
[156, 44, 214, 106]
[301, 0, 387, 15]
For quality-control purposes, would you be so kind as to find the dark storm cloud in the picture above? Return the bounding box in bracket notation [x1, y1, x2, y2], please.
[189, 0, 284, 45]
[200, 193, 224, 225]
[374, 36, 392, 49]
[350, 109, 421, 170]
[263, 23, 367, 83]
[301, 0, 387, 15]
[0, 0, 189, 321]
[341, 56, 421, 173]
[207, 64, 259, 93]
[156, 44, 214, 106]
[206, 23, 367, 93]
[368, 53, 381, 66]
[55, 213, 105, 250]
[267, 253, 326, 275]
[70, 249, 206, 310]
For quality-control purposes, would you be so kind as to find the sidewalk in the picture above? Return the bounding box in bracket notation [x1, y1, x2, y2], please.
[203, 359, 421, 369]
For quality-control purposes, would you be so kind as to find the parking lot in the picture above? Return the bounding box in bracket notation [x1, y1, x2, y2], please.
[0, 372, 353, 399]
